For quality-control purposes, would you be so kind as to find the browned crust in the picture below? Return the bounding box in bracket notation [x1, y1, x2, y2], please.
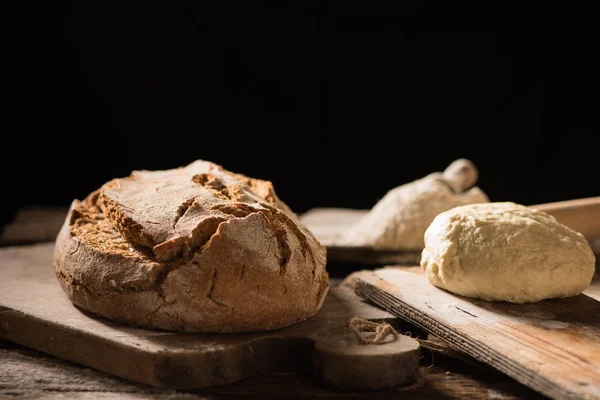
[53, 161, 329, 333]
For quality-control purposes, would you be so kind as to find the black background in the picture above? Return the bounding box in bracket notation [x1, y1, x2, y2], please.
[4, 2, 599, 229]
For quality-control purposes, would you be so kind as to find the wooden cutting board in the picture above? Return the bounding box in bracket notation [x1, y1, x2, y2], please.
[300, 207, 422, 266]
[353, 266, 600, 400]
[0, 243, 421, 391]
[300, 197, 600, 266]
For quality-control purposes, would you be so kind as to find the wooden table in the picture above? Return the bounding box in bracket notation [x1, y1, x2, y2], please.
[0, 207, 548, 399]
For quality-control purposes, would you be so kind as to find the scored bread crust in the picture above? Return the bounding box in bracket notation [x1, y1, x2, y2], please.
[53, 160, 329, 332]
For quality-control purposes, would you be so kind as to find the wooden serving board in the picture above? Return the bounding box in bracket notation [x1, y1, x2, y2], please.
[0, 243, 421, 391]
[353, 267, 600, 400]
[300, 207, 422, 266]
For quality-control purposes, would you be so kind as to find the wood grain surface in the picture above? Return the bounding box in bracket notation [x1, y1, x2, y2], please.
[300, 208, 422, 266]
[531, 197, 600, 239]
[354, 267, 600, 400]
[0, 207, 67, 246]
[1, 334, 547, 400]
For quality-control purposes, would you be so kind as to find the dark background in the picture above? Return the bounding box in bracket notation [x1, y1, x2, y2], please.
[4, 2, 599, 229]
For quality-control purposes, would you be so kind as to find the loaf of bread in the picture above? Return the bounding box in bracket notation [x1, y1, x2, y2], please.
[54, 160, 329, 332]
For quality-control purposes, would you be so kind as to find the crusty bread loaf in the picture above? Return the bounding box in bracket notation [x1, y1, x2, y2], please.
[53, 160, 329, 332]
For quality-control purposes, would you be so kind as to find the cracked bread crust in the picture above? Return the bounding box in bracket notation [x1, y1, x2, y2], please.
[53, 160, 329, 332]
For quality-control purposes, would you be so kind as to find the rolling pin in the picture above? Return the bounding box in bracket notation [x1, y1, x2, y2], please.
[530, 197, 600, 240]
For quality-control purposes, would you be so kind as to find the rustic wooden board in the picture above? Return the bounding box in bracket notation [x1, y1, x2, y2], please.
[0, 207, 67, 246]
[300, 208, 422, 266]
[587, 275, 600, 301]
[0, 243, 421, 391]
[0, 338, 549, 400]
[354, 267, 600, 400]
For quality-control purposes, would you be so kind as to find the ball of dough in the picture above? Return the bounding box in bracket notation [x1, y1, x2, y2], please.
[420, 202, 596, 303]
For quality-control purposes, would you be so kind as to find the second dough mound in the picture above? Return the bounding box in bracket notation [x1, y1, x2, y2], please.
[421, 202, 595, 303]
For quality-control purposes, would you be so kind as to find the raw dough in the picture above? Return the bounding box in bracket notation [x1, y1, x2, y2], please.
[421, 202, 596, 303]
[339, 160, 489, 250]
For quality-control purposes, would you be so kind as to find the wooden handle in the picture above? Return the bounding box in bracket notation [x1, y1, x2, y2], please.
[529, 197, 600, 239]
[312, 324, 420, 390]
